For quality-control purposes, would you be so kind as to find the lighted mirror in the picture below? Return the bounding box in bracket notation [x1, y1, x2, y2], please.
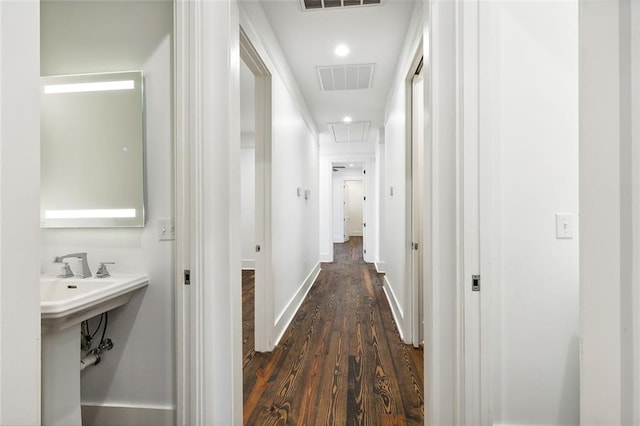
[40, 71, 145, 228]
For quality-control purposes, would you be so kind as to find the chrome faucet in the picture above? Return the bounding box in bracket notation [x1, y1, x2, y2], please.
[53, 252, 92, 278]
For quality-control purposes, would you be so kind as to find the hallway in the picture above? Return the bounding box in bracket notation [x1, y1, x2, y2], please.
[243, 237, 424, 425]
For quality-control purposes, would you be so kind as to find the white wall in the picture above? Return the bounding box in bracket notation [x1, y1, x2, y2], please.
[270, 72, 319, 329]
[240, 1, 320, 345]
[40, 1, 174, 413]
[241, 143, 256, 269]
[0, 1, 41, 423]
[485, 2, 579, 424]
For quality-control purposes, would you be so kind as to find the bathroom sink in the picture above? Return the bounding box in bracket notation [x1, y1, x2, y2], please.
[40, 273, 148, 333]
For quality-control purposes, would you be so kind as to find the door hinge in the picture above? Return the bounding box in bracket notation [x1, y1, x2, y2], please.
[363, 222, 366, 228]
[256, 245, 261, 253]
[364, 249, 367, 254]
[412, 242, 419, 250]
[363, 169, 366, 174]
[364, 196, 366, 201]
[184, 270, 191, 285]
[472, 274, 480, 292]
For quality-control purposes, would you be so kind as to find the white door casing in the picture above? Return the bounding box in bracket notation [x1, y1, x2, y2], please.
[411, 65, 425, 349]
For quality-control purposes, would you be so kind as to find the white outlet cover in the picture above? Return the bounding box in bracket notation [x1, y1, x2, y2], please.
[158, 218, 175, 241]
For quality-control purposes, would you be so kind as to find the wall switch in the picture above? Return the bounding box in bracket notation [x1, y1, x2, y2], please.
[555, 214, 574, 239]
[158, 219, 175, 241]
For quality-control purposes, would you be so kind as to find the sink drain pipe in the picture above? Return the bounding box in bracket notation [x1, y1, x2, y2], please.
[80, 338, 114, 371]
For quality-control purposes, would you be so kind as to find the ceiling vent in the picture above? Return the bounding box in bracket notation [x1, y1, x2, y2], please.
[328, 121, 370, 143]
[300, 0, 381, 11]
[317, 64, 375, 91]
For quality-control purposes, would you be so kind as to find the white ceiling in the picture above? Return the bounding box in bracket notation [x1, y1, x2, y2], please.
[258, 0, 417, 139]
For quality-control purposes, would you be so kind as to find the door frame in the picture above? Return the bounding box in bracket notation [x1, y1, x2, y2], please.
[323, 156, 375, 263]
[173, 0, 490, 423]
[422, 0, 490, 424]
[409, 52, 425, 349]
[239, 27, 274, 353]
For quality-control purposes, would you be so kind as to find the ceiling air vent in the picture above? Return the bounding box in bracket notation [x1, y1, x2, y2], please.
[301, 0, 381, 11]
[328, 121, 370, 143]
[317, 64, 375, 91]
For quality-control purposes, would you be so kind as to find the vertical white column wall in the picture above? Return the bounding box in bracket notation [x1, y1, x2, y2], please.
[633, 2, 640, 423]
[0, 1, 41, 423]
[484, 1, 580, 424]
[581, 1, 636, 423]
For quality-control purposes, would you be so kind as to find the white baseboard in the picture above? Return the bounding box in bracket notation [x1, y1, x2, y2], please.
[82, 404, 174, 426]
[374, 261, 385, 273]
[242, 259, 255, 270]
[273, 262, 321, 346]
[382, 275, 407, 343]
[333, 236, 345, 243]
[320, 252, 332, 263]
[349, 231, 363, 237]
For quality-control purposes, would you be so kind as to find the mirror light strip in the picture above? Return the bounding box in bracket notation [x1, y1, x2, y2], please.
[43, 80, 135, 95]
[45, 209, 137, 219]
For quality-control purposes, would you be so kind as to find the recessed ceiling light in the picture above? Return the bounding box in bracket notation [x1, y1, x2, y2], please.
[349, 163, 355, 167]
[334, 44, 350, 57]
[343, 116, 352, 123]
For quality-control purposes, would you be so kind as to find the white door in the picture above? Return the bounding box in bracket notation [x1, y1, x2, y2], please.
[411, 65, 424, 348]
[346, 180, 363, 238]
[343, 183, 350, 242]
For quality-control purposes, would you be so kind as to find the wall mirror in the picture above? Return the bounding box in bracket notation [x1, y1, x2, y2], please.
[40, 70, 145, 228]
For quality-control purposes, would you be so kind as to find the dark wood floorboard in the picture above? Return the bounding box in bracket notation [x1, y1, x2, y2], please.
[243, 237, 424, 425]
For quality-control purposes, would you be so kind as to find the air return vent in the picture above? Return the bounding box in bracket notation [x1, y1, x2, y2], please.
[328, 121, 370, 143]
[301, 0, 381, 11]
[317, 64, 375, 91]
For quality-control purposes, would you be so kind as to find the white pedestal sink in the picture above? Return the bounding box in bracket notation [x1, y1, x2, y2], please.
[40, 274, 148, 426]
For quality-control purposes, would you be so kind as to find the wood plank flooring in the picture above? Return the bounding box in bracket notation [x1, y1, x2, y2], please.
[243, 237, 424, 425]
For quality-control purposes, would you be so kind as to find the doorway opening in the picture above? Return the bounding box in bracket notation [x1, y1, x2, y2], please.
[331, 162, 366, 260]
[240, 27, 273, 354]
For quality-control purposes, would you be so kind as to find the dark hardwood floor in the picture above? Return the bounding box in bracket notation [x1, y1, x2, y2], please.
[243, 237, 424, 425]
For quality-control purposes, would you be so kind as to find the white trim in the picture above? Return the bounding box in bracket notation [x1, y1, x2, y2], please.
[241, 259, 255, 270]
[81, 404, 174, 426]
[173, 0, 190, 423]
[374, 261, 386, 274]
[174, 1, 243, 424]
[382, 275, 406, 341]
[459, 0, 486, 423]
[478, 1, 496, 424]
[272, 262, 321, 346]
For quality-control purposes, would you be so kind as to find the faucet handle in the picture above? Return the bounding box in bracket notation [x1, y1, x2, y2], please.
[57, 262, 74, 278]
[96, 262, 115, 278]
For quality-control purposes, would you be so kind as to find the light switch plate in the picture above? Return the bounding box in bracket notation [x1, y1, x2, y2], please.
[158, 218, 175, 241]
[555, 213, 574, 239]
